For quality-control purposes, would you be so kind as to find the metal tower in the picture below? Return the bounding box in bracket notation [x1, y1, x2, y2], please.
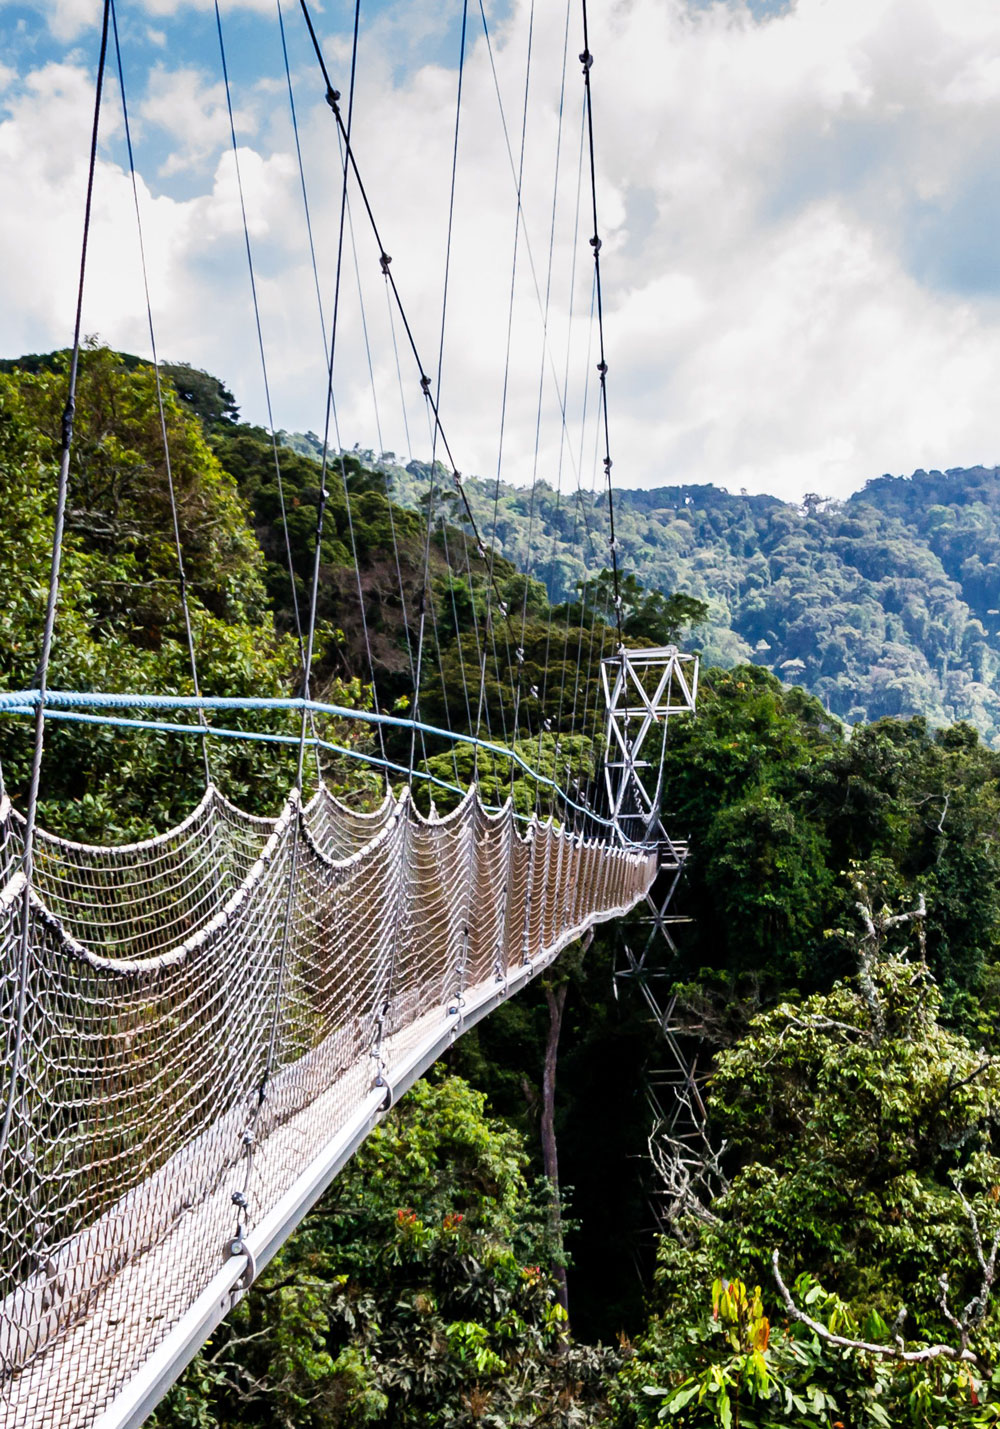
[601, 645, 713, 1233]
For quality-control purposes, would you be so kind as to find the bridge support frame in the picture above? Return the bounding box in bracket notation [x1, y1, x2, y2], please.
[600, 645, 708, 1233]
[90, 947, 562, 1429]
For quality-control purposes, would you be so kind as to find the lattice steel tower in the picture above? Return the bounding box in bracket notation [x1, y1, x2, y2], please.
[601, 645, 708, 1232]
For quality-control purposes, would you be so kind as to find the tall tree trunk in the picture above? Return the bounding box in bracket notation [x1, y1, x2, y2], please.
[541, 978, 570, 1318]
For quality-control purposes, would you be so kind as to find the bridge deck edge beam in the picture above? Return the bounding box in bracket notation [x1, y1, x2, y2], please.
[88, 934, 588, 1429]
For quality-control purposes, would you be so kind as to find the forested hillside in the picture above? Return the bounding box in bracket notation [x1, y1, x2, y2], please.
[381, 461, 1000, 744]
[7, 350, 1000, 1424]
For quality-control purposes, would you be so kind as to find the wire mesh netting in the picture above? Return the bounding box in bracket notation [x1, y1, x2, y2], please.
[0, 781, 654, 1429]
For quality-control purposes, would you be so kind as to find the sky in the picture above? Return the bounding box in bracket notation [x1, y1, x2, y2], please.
[3, 0, 1000, 503]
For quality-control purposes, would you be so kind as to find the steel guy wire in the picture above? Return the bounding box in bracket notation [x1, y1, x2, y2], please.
[111, 0, 212, 789]
[0, 0, 112, 1161]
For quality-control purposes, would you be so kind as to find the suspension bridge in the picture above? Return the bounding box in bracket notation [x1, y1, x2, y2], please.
[0, 1, 696, 1425]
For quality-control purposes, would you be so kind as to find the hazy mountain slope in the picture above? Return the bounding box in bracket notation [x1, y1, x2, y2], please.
[378, 460, 1000, 743]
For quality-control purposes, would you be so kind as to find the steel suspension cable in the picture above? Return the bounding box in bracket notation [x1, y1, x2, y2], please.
[212, 0, 309, 1218]
[523, 0, 573, 797]
[323, 116, 389, 771]
[412, 0, 480, 766]
[475, 0, 590, 501]
[0, 0, 112, 1158]
[296, 0, 370, 786]
[213, 0, 310, 726]
[485, 0, 535, 750]
[383, 286, 431, 773]
[428, 0, 489, 759]
[295, 0, 600, 816]
[295, 0, 537, 699]
[276, 0, 329, 781]
[278, 0, 328, 361]
[342, 189, 420, 705]
[110, 0, 212, 788]
[579, 0, 624, 653]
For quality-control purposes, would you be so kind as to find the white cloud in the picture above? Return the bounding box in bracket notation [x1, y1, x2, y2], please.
[139, 66, 257, 175]
[7, 0, 1000, 503]
[18, 0, 280, 43]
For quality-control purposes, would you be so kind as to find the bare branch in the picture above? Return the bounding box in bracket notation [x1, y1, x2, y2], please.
[771, 1250, 977, 1364]
[953, 1180, 1000, 1326]
[938, 1273, 968, 1357]
[648, 1115, 729, 1245]
[945, 1060, 995, 1099]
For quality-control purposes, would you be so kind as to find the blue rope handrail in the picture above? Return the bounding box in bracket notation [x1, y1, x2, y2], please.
[0, 689, 626, 837]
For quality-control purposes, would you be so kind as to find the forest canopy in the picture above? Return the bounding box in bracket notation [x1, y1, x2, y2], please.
[7, 347, 1000, 1424]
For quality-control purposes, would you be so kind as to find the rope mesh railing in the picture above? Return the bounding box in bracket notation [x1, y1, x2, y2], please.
[0, 779, 654, 1429]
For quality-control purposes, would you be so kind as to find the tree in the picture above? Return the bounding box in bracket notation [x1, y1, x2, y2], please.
[0, 346, 367, 838]
[615, 945, 1000, 1424]
[151, 1075, 616, 1428]
[161, 362, 240, 428]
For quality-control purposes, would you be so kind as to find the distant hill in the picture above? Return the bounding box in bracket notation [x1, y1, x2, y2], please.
[6, 336, 993, 740]
[377, 460, 1000, 745]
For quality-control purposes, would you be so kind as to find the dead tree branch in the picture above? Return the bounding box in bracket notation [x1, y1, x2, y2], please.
[772, 1250, 977, 1364]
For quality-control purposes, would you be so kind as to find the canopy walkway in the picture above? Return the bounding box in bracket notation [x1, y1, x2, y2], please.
[0, 0, 691, 1422]
[0, 780, 653, 1428]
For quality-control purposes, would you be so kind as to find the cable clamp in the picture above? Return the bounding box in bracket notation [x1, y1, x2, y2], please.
[476, 543, 487, 560]
[544, 718, 552, 732]
[529, 684, 539, 698]
[227, 1238, 256, 1293]
[420, 374, 432, 395]
[498, 600, 508, 617]
[515, 647, 525, 664]
[325, 86, 341, 114]
[590, 233, 602, 253]
[231, 1190, 248, 1210]
[579, 49, 593, 71]
[379, 251, 392, 275]
[453, 470, 463, 486]
[597, 360, 608, 376]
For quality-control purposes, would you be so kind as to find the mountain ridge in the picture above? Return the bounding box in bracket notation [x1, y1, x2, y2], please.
[377, 459, 1000, 744]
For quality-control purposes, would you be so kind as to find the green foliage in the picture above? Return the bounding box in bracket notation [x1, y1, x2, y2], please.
[0, 346, 371, 836]
[617, 1274, 998, 1427]
[567, 570, 709, 648]
[151, 1075, 616, 1428]
[377, 465, 1000, 745]
[16, 351, 1000, 1426]
[161, 363, 240, 429]
[612, 955, 1000, 1425]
